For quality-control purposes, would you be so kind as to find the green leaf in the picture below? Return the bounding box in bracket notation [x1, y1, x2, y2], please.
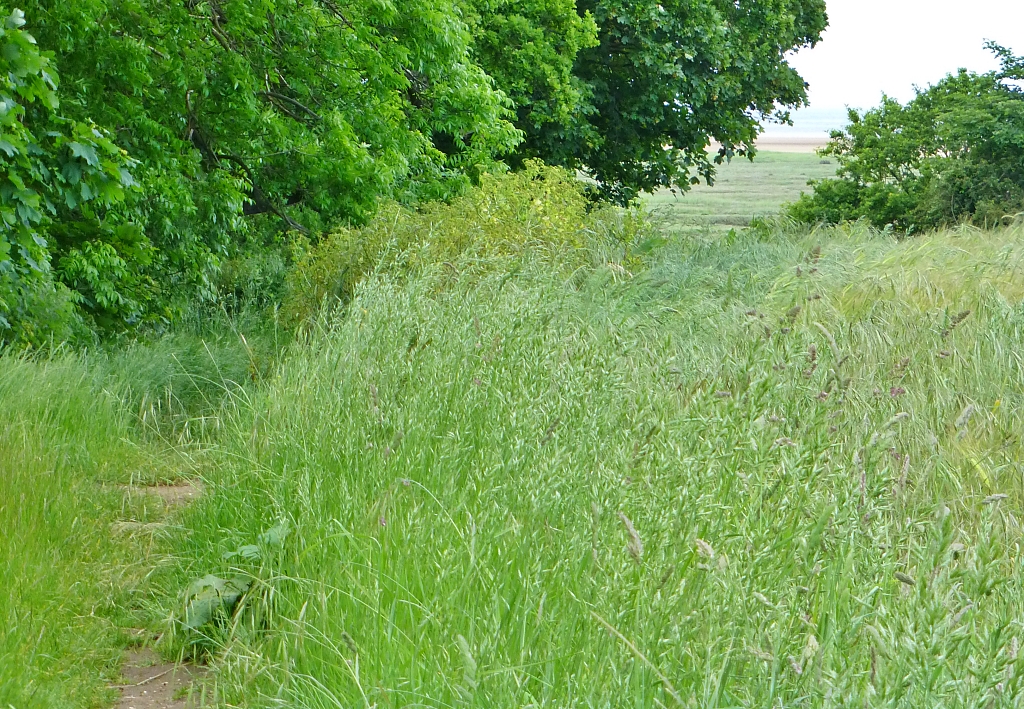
[6, 9, 25, 30]
[68, 141, 99, 166]
[223, 544, 261, 561]
[258, 520, 291, 548]
[182, 574, 251, 631]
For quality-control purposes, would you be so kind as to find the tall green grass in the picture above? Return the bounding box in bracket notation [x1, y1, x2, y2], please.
[0, 320, 275, 707]
[0, 356, 146, 707]
[4, 211, 1024, 707]
[172, 223, 1024, 707]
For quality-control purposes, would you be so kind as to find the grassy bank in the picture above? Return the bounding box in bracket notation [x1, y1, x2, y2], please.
[173, 222, 1024, 706]
[5, 205, 1024, 706]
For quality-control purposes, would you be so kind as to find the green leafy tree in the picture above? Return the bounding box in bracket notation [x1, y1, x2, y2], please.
[466, 0, 828, 203]
[463, 0, 599, 161]
[0, 8, 135, 345]
[789, 44, 1024, 232]
[14, 0, 520, 333]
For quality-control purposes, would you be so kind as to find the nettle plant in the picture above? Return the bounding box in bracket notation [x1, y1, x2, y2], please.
[0, 8, 135, 345]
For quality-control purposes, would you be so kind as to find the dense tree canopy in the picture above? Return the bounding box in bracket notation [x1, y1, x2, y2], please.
[1, 0, 827, 344]
[0, 8, 135, 342]
[790, 44, 1024, 232]
[0, 0, 519, 341]
[467, 0, 829, 203]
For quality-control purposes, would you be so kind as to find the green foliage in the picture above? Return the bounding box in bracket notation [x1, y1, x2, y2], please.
[468, 0, 828, 203]
[463, 0, 599, 151]
[283, 162, 650, 323]
[173, 518, 292, 662]
[789, 44, 1024, 232]
[0, 0, 521, 342]
[0, 8, 136, 345]
[181, 574, 252, 632]
[2, 0, 832, 343]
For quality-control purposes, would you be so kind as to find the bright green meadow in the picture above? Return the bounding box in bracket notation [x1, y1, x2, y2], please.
[4, 176, 1024, 707]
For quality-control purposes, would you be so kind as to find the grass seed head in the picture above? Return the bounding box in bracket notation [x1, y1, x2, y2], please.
[618, 511, 643, 563]
[457, 634, 478, 691]
[788, 655, 803, 675]
[952, 603, 973, 626]
[942, 309, 972, 338]
[541, 418, 561, 445]
[695, 538, 715, 559]
[885, 413, 910, 428]
[894, 571, 916, 586]
[956, 404, 976, 430]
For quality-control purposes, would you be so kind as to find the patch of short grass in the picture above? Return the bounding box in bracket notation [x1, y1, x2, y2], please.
[646, 151, 838, 234]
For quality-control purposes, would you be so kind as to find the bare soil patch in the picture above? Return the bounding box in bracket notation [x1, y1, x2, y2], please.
[115, 648, 206, 709]
[125, 480, 205, 509]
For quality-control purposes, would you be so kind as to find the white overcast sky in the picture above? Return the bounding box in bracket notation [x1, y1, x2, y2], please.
[766, 0, 1024, 136]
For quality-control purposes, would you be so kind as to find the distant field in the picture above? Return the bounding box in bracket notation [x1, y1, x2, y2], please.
[646, 150, 838, 233]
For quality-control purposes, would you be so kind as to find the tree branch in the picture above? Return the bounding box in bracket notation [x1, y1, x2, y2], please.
[260, 91, 323, 121]
[216, 153, 309, 233]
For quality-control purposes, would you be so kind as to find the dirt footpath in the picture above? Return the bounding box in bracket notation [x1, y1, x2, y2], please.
[113, 481, 207, 709]
[115, 648, 205, 709]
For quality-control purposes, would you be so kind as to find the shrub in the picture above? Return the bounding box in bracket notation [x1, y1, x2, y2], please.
[283, 162, 649, 324]
[789, 43, 1024, 233]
